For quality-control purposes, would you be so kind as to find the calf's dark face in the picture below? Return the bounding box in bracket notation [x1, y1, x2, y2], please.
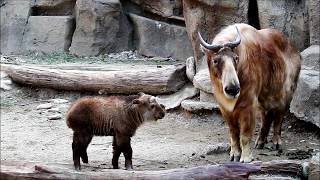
[206, 47, 240, 99]
[133, 95, 165, 121]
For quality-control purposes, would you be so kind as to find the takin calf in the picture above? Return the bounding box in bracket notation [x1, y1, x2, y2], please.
[198, 23, 301, 162]
[66, 93, 165, 170]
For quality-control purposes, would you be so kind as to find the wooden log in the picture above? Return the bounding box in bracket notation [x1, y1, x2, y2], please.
[0, 64, 187, 94]
[0, 160, 304, 180]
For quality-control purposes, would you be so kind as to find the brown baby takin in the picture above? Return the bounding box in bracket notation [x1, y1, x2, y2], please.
[66, 93, 165, 170]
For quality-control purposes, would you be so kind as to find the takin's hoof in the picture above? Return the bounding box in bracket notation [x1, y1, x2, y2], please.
[240, 155, 253, 163]
[271, 143, 282, 152]
[74, 165, 81, 171]
[230, 155, 241, 162]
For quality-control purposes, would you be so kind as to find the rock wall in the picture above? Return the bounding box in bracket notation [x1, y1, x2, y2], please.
[0, 0, 318, 60]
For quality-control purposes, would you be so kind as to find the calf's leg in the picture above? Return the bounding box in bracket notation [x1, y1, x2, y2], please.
[115, 134, 133, 170]
[255, 111, 273, 149]
[72, 131, 89, 170]
[112, 136, 121, 169]
[80, 134, 93, 164]
[271, 112, 284, 151]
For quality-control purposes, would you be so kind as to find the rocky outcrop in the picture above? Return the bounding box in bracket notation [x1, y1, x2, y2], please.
[300, 45, 320, 71]
[183, 0, 249, 64]
[22, 16, 75, 54]
[129, 0, 183, 18]
[31, 0, 76, 16]
[0, 0, 31, 54]
[290, 68, 320, 128]
[308, 0, 320, 45]
[257, 0, 309, 50]
[129, 13, 193, 61]
[69, 0, 132, 56]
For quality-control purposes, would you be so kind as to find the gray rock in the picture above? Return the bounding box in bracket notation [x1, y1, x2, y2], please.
[0, 79, 12, 91]
[186, 57, 196, 82]
[308, 0, 320, 45]
[200, 90, 215, 103]
[36, 103, 53, 110]
[48, 108, 61, 113]
[0, 0, 31, 54]
[47, 114, 62, 120]
[156, 83, 199, 110]
[183, 0, 249, 63]
[203, 143, 230, 155]
[32, 0, 76, 16]
[249, 174, 299, 180]
[129, 13, 193, 61]
[181, 99, 219, 112]
[50, 99, 69, 104]
[22, 16, 75, 54]
[290, 68, 320, 128]
[309, 152, 320, 180]
[193, 68, 212, 94]
[69, 0, 132, 56]
[129, 0, 182, 17]
[257, 0, 309, 50]
[301, 45, 320, 71]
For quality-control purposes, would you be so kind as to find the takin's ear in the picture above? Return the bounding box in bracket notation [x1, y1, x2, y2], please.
[200, 44, 207, 53]
[132, 99, 142, 104]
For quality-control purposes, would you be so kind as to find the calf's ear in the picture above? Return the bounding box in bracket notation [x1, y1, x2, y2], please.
[132, 99, 142, 104]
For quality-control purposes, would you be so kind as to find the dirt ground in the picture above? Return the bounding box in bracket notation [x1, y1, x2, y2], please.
[1, 55, 319, 172]
[1, 84, 319, 172]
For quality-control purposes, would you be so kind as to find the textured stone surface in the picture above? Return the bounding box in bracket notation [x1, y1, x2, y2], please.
[290, 68, 320, 128]
[0, 0, 31, 54]
[308, 0, 320, 45]
[156, 83, 199, 110]
[193, 68, 212, 94]
[69, 0, 132, 56]
[22, 16, 75, 54]
[129, 0, 182, 17]
[129, 13, 193, 61]
[31, 0, 76, 16]
[181, 99, 219, 112]
[257, 0, 309, 50]
[301, 45, 320, 71]
[183, 0, 249, 64]
[186, 56, 196, 82]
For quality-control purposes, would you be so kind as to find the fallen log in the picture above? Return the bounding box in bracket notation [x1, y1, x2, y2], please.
[0, 64, 187, 94]
[0, 160, 304, 180]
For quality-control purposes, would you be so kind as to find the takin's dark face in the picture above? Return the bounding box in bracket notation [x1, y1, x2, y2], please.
[132, 93, 166, 121]
[205, 47, 241, 99]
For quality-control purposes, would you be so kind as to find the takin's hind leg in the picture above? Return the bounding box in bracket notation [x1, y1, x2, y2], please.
[80, 133, 93, 164]
[72, 131, 84, 170]
[255, 111, 273, 149]
[271, 112, 284, 151]
[112, 136, 121, 169]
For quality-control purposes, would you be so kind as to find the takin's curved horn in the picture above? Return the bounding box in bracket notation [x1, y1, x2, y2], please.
[198, 31, 223, 51]
[223, 26, 241, 49]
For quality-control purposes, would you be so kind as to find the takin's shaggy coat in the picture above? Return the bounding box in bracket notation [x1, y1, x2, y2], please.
[66, 93, 165, 170]
[199, 23, 301, 162]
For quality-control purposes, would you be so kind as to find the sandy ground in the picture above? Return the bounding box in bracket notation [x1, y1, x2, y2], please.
[1, 83, 319, 172]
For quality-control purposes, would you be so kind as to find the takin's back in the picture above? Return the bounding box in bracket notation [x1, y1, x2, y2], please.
[66, 96, 127, 133]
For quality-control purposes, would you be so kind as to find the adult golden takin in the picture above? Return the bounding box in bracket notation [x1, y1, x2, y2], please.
[198, 23, 301, 162]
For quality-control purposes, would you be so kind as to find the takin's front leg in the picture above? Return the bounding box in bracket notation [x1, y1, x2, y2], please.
[239, 108, 255, 163]
[227, 121, 241, 162]
[113, 134, 133, 170]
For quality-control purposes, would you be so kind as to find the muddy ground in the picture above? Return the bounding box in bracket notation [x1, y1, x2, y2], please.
[1, 55, 319, 172]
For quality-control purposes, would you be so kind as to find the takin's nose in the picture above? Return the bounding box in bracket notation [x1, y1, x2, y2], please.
[158, 112, 165, 119]
[224, 85, 240, 97]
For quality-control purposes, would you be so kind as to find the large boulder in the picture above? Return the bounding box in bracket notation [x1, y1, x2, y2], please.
[31, 0, 76, 16]
[308, 0, 320, 45]
[129, 13, 193, 61]
[22, 16, 75, 54]
[129, 0, 183, 17]
[69, 0, 132, 56]
[257, 0, 309, 50]
[290, 68, 320, 128]
[0, 0, 31, 54]
[300, 45, 320, 71]
[182, 0, 249, 64]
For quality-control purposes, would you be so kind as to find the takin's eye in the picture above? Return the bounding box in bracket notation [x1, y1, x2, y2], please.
[212, 58, 219, 65]
[234, 55, 239, 63]
[150, 104, 155, 109]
